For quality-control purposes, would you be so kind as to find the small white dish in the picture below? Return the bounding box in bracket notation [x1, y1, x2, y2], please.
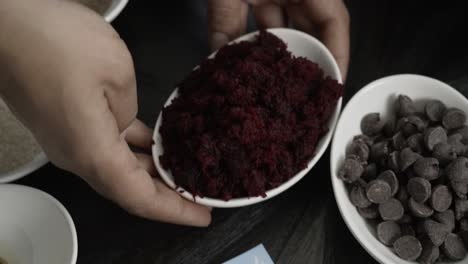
[330, 74, 468, 264]
[104, 0, 128, 22]
[153, 28, 342, 208]
[0, 184, 77, 264]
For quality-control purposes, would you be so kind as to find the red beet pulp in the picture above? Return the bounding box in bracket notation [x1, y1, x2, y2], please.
[160, 30, 343, 200]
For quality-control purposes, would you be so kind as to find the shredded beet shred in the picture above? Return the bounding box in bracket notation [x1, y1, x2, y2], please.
[159, 30, 343, 200]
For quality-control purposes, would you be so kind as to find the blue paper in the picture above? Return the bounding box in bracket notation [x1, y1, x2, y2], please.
[223, 244, 274, 264]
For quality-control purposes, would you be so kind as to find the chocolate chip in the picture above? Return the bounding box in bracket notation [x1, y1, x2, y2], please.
[407, 133, 424, 153]
[443, 108, 466, 130]
[434, 210, 455, 232]
[433, 142, 457, 166]
[338, 158, 364, 183]
[399, 147, 421, 171]
[409, 197, 434, 218]
[379, 198, 404, 221]
[424, 219, 450, 246]
[460, 218, 468, 231]
[455, 125, 468, 144]
[458, 220, 468, 231]
[353, 135, 374, 147]
[357, 205, 379, 219]
[361, 113, 385, 136]
[397, 117, 419, 137]
[448, 133, 466, 156]
[370, 141, 389, 162]
[396, 188, 410, 212]
[377, 221, 402, 246]
[397, 187, 409, 201]
[442, 233, 467, 260]
[397, 95, 417, 117]
[406, 115, 427, 133]
[417, 237, 440, 264]
[346, 154, 364, 162]
[425, 126, 448, 151]
[413, 158, 439, 181]
[387, 151, 400, 173]
[425, 100, 447, 122]
[362, 163, 377, 181]
[455, 199, 468, 220]
[408, 177, 432, 203]
[397, 115, 426, 137]
[366, 179, 392, 204]
[347, 139, 370, 162]
[392, 131, 407, 151]
[383, 116, 396, 137]
[350, 184, 372, 208]
[446, 157, 468, 182]
[452, 180, 468, 199]
[393, 235, 422, 261]
[377, 170, 399, 196]
[430, 185, 452, 212]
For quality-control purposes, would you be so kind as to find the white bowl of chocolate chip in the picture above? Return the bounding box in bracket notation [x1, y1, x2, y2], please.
[331, 74, 468, 264]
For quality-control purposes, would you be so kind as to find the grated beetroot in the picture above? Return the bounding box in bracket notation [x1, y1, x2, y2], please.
[159, 30, 343, 200]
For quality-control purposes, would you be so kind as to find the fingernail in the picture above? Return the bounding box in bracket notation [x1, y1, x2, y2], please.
[210, 32, 229, 51]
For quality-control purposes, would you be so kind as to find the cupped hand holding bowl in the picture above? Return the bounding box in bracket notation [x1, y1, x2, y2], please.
[0, 0, 210, 226]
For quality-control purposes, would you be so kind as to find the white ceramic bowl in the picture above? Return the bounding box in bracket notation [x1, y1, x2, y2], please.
[104, 0, 128, 22]
[0, 184, 77, 264]
[153, 28, 342, 208]
[331, 74, 468, 264]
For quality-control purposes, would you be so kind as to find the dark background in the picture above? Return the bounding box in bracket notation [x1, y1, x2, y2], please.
[17, 1, 468, 263]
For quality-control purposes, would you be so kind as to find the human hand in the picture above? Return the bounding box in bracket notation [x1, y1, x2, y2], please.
[207, 0, 350, 80]
[0, 0, 211, 226]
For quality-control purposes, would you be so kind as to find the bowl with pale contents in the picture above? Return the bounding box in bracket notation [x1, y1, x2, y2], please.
[0, 98, 47, 183]
[331, 74, 468, 264]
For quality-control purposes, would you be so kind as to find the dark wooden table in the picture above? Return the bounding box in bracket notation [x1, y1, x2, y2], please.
[16, 1, 468, 263]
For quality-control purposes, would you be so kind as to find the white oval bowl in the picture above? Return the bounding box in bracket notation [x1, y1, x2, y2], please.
[331, 74, 468, 264]
[0, 184, 77, 264]
[153, 28, 342, 208]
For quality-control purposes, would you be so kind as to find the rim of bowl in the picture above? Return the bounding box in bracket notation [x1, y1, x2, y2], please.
[0, 148, 48, 184]
[104, 0, 129, 22]
[0, 184, 78, 264]
[153, 28, 342, 208]
[0, 96, 49, 183]
[330, 74, 466, 263]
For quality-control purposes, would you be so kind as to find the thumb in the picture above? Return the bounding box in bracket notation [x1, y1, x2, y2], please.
[207, 0, 249, 50]
[86, 122, 212, 226]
